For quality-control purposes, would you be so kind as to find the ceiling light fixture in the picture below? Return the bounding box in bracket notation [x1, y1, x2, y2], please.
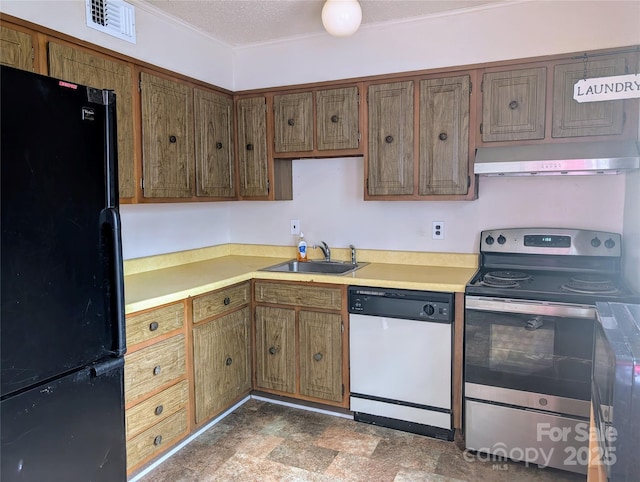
[321, 0, 362, 37]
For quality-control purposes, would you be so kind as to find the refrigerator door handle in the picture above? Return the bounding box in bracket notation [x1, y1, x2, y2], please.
[101, 207, 126, 357]
[91, 356, 124, 377]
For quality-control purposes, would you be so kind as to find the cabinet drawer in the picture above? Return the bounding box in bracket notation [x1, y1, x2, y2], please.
[193, 282, 250, 323]
[125, 334, 186, 404]
[126, 302, 185, 346]
[126, 408, 188, 470]
[254, 281, 342, 310]
[126, 379, 189, 439]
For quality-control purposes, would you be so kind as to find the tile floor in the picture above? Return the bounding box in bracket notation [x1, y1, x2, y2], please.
[139, 399, 586, 482]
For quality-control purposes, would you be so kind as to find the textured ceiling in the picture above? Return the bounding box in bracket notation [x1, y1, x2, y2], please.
[139, 0, 509, 47]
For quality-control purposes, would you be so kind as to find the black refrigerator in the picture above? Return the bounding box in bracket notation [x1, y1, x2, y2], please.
[1, 66, 127, 481]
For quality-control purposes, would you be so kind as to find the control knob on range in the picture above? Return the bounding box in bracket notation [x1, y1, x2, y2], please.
[485, 235, 495, 245]
[605, 238, 616, 249]
[497, 235, 506, 245]
[591, 237, 601, 247]
[423, 304, 436, 316]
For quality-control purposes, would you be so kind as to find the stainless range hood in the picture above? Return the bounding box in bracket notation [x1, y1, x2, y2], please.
[474, 141, 640, 176]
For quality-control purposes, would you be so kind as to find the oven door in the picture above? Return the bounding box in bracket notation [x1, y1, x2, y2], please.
[465, 296, 596, 413]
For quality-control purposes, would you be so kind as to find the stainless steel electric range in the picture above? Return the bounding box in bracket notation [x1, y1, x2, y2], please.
[464, 228, 639, 475]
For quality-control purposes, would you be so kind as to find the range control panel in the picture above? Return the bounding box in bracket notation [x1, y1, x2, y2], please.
[480, 228, 621, 257]
[348, 286, 453, 323]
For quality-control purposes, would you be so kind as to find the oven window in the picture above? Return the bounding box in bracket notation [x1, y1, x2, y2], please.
[466, 309, 594, 400]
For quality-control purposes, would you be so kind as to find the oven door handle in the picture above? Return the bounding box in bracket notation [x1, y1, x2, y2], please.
[465, 295, 596, 319]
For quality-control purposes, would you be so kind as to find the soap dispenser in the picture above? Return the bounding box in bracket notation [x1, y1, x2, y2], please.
[297, 232, 307, 262]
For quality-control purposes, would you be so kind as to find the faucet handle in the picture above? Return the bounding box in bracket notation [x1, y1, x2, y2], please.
[349, 244, 357, 265]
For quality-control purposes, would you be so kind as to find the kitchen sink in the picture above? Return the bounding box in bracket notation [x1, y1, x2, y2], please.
[261, 259, 367, 275]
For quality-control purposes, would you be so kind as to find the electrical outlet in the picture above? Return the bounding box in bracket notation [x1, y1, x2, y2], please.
[432, 221, 445, 240]
[291, 219, 300, 235]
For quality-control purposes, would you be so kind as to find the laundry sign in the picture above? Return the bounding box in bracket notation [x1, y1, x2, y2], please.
[573, 73, 640, 103]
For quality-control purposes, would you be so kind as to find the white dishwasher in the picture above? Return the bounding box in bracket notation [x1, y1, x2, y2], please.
[348, 286, 454, 440]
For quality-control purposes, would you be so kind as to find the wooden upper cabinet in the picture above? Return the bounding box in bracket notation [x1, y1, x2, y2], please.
[236, 96, 269, 198]
[194, 88, 235, 198]
[140, 71, 194, 198]
[552, 56, 626, 138]
[481, 67, 546, 142]
[419, 75, 470, 196]
[274, 92, 313, 153]
[1, 25, 34, 72]
[48, 42, 136, 200]
[316, 86, 359, 151]
[367, 81, 414, 196]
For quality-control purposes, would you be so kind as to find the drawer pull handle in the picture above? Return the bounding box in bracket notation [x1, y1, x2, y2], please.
[438, 132, 448, 141]
[246, 143, 253, 151]
[225, 357, 233, 366]
[216, 141, 223, 150]
[385, 135, 394, 144]
[153, 365, 161, 376]
[330, 114, 339, 123]
[268, 346, 278, 355]
[508, 100, 518, 110]
[153, 435, 163, 446]
[223, 297, 231, 306]
[149, 321, 159, 331]
[313, 352, 323, 362]
[169, 135, 177, 143]
[155, 405, 164, 416]
[287, 118, 295, 126]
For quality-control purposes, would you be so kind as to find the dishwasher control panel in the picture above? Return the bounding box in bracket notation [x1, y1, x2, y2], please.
[348, 286, 453, 323]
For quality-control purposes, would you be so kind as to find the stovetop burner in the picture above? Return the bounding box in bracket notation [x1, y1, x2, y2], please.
[561, 281, 620, 295]
[569, 274, 612, 284]
[485, 271, 532, 281]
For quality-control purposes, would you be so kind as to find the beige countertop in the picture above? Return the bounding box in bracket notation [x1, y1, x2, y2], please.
[124, 244, 479, 314]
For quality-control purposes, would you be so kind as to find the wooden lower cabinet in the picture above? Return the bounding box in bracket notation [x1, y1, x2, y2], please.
[124, 302, 189, 475]
[253, 281, 347, 407]
[191, 282, 252, 426]
[193, 307, 251, 424]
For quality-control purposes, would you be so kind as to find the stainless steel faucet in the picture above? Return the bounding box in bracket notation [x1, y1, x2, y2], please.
[316, 241, 331, 261]
[350, 245, 357, 265]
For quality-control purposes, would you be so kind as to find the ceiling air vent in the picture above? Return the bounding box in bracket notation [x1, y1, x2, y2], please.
[85, 0, 136, 43]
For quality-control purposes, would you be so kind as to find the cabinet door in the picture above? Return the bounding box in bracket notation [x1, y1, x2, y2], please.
[552, 57, 626, 138]
[193, 307, 251, 424]
[367, 81, 414, 196]
[48, 42, 136, 199]
[255, 306, 296, 393]
[419, 75, 470, 195]
[317, 86, 359, 151]
[299, 311, 343, 403]
[140, 72, 193, 198]
[274, 92, 313, 153]
[482, 67, 546, 142]
[194, 88, 235, 197]
[236, 97, 269, 197]
[0, 25, 34, 72]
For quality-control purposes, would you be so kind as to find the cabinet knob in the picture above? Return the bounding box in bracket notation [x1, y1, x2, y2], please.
[149, 321, 159, 332]
[216, 141, 223, 150]
[154, 405, 164, 416]
[153, 435, 163, 446]
[287, 118, 295, 126]
[330, 114, 339, 123]
[225, 356, 233, 366]
[313, 352, 323, 362]
[385, 135, 394, 144]
[268, 346, 278, 355]
[246, 143, 253, 151]
[169, 135, 177, 143]
[223, 296, 231, 306]
[153, 365, 161, 376]
[438, 132, 448, 141]
[508, 100, 518, 110]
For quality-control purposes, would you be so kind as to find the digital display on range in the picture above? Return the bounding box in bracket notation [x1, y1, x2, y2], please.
[524, 235, 571, 248]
